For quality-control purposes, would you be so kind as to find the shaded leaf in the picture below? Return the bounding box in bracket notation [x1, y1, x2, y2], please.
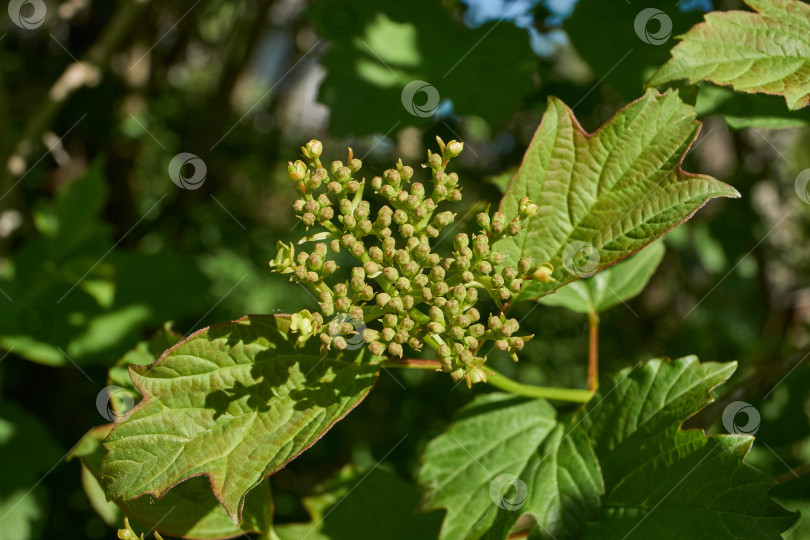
[565, 0, 705, 101]
[275, 467, 443, 540]
[649, 0, 810, 110]
[579, 356, 798, 539]
[540, 240, 665, 314]
[101, 314, 378, 523]
[0, 404, 61, 540]
[496, 89, 738, 300]
[310, 0, 536, 136]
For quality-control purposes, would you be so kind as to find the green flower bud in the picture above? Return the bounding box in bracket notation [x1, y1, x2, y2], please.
[381, 185, 396, 198]
[364, 261, 380, 276]
[469, 323, 485, 338]
[468, 308, 480, 321]
[369, 341, 386, 356]
[414, 274, 429, 287]
[393, 209, 408, 225]
[330, 239, 340, 253]
[303, 213, 316, 227]
[351, 243, 365, 258]
[518, 196, 539, 218]
[350, 158, 362, 172]
[319, 207, 334, 221]
[492, 274, 505, 288]
[371, 176, 383, 190]
[364, 328, 380, 343]
[331, 160, 344, 175]
[396, 277, 411, 291]
[444, 140, 464, 158]
[358, 219, 373, 235]
[304, 140, 323, 159]
[343, 215, 356, 228]
[408, 337, 423, 350]
[403, 261, 419, 276]
[510, 337, 526, 351]
[448, 189, 462, 202]
[400, 165, 414, 180]
[395, 330, 408, 344]
[376, 293, 391, 307]
[427, 151, 443, 169]
[401, 223, 414, 238]
[510, 279, 523, 292]
[533, 263, 555, 283]
[384, 168, 401, 185]
[306, 271, 319, 283]
[369, 246, 384, 262]
[335, 296, 351, 311]
[468, 366, 486, 384]
[383, 266, 399, 281]
[453, 285, 466, 301]
[293, 199, 306, 212]
[388, 342, 404, 357]
[383, 313, 398, 328]
[336, 167, 352, 183]
[450, 326, 464, 340]
[359, 285, 374, 300]
[381, 327, 395, 341]
[507, 220, 521, 236]
[388, 297, 404, 312]
[288, 160, 307, 182]
[495, 339, 508, 351]
[339, 198, 353, 215]
[334, 283, 348, 297]
[518, 257, 532, 274]
[499, 287, 511, 300]
[322, 260, 337, 275]
[503, 267, 518, 282]
[428, 321, 444, 334]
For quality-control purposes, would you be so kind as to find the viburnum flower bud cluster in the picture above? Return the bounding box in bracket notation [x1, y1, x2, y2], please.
[269, 137, 552, 386]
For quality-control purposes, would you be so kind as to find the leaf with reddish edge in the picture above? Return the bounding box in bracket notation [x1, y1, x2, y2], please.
[101, 314, 378, 524]
[649, 0, 810, 111]
[71, 424, 275, 539]
[496, 89, 739, 301]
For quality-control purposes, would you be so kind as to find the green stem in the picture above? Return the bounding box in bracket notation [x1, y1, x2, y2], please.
[381, 358, 442, 370]
[484, 366, 593, 403]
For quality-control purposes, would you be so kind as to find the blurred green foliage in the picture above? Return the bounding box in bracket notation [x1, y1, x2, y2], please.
[1, 0, 809, 538]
